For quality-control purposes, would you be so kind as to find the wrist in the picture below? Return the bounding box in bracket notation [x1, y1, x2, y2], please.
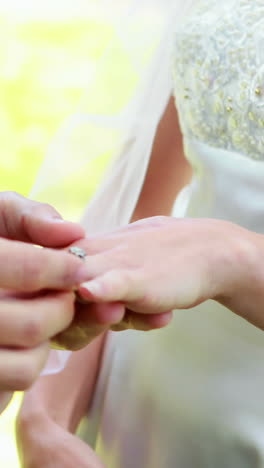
[16, 340, 103, 434]
[214, 222, 264, 325]
[17, 407, 54, 448]
[207, 221, 253, 294]
[17, 385, 74, 434]
[17, 392, 55, 431]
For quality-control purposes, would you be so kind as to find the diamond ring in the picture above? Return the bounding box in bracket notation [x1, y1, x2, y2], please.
[68, 246, 87, 261]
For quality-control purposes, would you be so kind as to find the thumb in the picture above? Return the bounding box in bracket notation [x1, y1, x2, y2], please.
[0, 191, 85, 247]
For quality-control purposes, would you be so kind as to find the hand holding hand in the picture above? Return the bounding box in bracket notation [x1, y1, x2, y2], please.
[0, 192, 88, 396]
[74, 216, 256, 319]
[52, 299, 173, 350]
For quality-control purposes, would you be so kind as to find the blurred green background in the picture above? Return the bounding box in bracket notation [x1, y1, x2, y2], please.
[0, 1, 115, 465]
[0, 0, 115, 204]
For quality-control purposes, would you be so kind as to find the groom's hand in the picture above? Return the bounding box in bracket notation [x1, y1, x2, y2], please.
[0, 192, 90, 399]
[0, 191, 87, 291]
[0, 191, 84, 247]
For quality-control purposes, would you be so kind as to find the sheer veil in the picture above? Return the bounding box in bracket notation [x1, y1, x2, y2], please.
[31, 0, 195, 374]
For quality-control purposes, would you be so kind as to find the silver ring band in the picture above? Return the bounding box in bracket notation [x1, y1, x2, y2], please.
[68, 246, 87, 261]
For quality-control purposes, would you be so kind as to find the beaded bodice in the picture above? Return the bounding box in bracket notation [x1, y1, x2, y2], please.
[172, 0, 264, 161]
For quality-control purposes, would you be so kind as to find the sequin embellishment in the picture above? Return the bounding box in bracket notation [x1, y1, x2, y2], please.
[172, 0, 264, 160]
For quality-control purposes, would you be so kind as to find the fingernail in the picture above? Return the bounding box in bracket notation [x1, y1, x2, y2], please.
[48, 216, 77, 224]
[41, 216, 64, 223]
[51, 218, 66, 223]
[51, 217, 77, 224]
[79, 281, 102, 297]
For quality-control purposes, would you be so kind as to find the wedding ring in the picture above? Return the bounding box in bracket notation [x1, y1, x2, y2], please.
[68, 246, 87, 261]
[68, 246, 88, 304]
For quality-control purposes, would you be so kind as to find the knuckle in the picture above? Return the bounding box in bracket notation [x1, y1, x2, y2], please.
[106, 270, 131, 296]
[1, 190, 21, 202]
[20, 255, 43, 290]
[31, 201, 61, 221]
[118, 270, 132, 286]
[135, 215, 168, 231]
[152, 215, 168, 226]
[134, 292, 156, 310]
[115, 246, 134, 268]
[60, 260, 80, 285]
[40, 201, 56, 212]
[21, 200, 61, 233]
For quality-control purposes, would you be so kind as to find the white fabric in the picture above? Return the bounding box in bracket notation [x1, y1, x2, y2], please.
[77, 1, 264, 467]
[172, 0, 264, 162]
[86, 142, 264, 468]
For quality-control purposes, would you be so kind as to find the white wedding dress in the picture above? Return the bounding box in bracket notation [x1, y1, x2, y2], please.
[80, 1, 264, 466]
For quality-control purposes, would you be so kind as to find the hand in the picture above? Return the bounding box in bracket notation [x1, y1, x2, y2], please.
[0, 192, 162, 354]
[0, 191, 89, 292]
[0, 289, 76, 391]
[0, 191, 89, 397]
[0, 191, 84, 247]
[75, 216, 251, 315]
[17, 415, 105, 468]
[52, 300, 173, 351]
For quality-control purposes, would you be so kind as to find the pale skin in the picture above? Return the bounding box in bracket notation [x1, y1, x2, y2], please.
[16, 97, 264, 467]
[0, 190, 167, 405]
[0, 187, 171, 414]
[0, 191, 90, 401]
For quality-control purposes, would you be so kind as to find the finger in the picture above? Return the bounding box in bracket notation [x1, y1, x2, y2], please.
[0, 191, 85, 247]
[69, 234, 131, 256]
[70, 218, 163, 255]
[0, 238, 89, 291]
[0, 291, 75, 347]
[84, 302, 125, 325]
[78, 270, 143, 304]
[0, 342, 50, 391]
[146, 310, 173, 328]
[52, 302, 125, 350]
[72, 249, 122, 282]
[111, 310, 173, 331]
[51, 302, 111, 351]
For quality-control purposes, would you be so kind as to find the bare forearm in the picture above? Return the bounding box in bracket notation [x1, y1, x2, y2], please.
[132, 97, 192, 222]
[18, 335, 104, 433]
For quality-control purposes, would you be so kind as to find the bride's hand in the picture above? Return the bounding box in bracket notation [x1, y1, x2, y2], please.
[74, 216, 261, 322]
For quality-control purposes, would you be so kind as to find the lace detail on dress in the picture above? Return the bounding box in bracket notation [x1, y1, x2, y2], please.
[172, 0, 264, 160]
